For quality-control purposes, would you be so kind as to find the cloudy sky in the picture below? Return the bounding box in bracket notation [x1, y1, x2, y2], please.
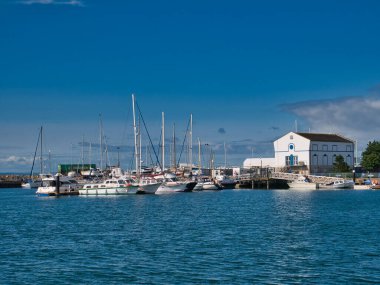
[1, 0, 380, 172]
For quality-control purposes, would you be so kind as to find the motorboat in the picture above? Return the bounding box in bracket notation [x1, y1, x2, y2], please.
[215, 175, 237, 189]
[80, 168, 103, 178]
[288, 176, 319, 189]
[193, 177, 221, 191]
[79, 178, 138, 195]
[322, 179, 354, 189]
[36, 174, 81, 196]
[156, 173, 188, 194]
[133, 176, 161, 194]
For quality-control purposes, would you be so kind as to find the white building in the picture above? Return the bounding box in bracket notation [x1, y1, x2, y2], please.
[275, 132, 354, 174]
[244, 132, 355, 174]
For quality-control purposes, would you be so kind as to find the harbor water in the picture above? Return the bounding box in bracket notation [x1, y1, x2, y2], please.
[1, 188, 380, 284]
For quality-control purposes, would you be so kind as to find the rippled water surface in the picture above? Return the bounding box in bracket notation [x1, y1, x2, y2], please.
[1, 188, 380, 284]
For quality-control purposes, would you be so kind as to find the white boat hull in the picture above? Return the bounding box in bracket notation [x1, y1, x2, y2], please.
[156, 182, 188, 194]
[202, 183, 219, 190]
[321, 180, 354, 189]
[288, 182, 319, 189]
[36, 186, 80, 196]
[138, 183, 161, 194]
[21, 180, 42, 189]
[78, 186, 138, 195]
[193, 182, 219, 190]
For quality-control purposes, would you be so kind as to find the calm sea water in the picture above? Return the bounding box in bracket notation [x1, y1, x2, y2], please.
[1, 188, 380, 284]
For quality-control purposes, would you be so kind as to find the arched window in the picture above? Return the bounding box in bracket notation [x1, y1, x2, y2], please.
[346, 155, 352, 165]
[322, 154, 328, 165]
[313, 154, 318, 165]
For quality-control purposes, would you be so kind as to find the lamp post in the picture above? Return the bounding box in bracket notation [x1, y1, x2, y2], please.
[352, 169, 356, 184]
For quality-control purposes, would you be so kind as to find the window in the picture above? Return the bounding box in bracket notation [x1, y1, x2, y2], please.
[312, 144, 318, 151]
[290, 135, 293, 140]
[322, 154, 328, 165]
[346, 145, 352, 151]
[346, 155, 352, 165]
[285, 155, 298, 166]
[332, 145, 337, 151]
[322, 145, 328, 151]
[289, 143, 295, 151]
[312, 154, 318, 165]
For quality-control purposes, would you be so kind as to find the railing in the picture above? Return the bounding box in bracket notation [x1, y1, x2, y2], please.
[270, 172, 344, 184]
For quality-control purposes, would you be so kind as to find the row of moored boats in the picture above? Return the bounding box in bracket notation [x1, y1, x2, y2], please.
[22, 173, 238, 196]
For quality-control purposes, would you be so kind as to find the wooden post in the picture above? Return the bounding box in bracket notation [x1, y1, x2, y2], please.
[55, 175, 60, 196]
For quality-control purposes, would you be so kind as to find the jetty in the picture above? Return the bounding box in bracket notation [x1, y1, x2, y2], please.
[236, 170, 352, 189]
[270, 172, 346, 184]
[237, 169, 288, 189]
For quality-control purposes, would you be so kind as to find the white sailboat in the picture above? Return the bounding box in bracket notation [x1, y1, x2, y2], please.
[22, 126, 43, 189]
[131, 94, 161, 194]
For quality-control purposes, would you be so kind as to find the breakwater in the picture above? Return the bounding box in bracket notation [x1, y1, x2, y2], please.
[0, 175, 27, 188]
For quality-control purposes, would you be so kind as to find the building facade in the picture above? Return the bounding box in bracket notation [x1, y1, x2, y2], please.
[274, 132, 355, 174]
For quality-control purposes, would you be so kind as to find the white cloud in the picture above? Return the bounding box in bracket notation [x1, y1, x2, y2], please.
[283, 95, 380, 151]
[0, 155, 33, 165]
[21, 0, 84, 6]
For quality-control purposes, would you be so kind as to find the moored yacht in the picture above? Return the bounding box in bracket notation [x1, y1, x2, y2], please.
[215, 175, 237, 189]
[288, 176, 319, 189]
[156, 173, 188, 194]
[134, 176, 161, 194]
[321, 179, 354, 189]
[193, 177, 221, 191]
[79, 178, 139, 195]
[36, 174, 81, 196]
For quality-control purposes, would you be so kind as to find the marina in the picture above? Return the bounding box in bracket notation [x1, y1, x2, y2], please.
[1, 186, 380, 284]
[2, 1, 380, 283]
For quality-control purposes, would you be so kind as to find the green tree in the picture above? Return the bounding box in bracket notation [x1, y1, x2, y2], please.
[361, 141, 380, 171]
[332, 155, 350, 172]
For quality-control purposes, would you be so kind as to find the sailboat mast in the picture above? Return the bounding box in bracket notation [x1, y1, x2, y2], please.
[162, 112, 165, 172]
[189, 114, 193, 172]
[81, 135, 84, 171]
[48, 150, 51, 174]
[139, 118, 142, 174]
[173, 123, 176, 172]
[40, 126, 43, 174]
[99, 114, 103, 171]
[198, 138, 201, 175]
[132, 94, 139, 178]
[224, 141, 227, 169]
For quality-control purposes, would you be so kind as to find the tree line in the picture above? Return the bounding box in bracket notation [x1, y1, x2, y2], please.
[332, 140, 380, 172]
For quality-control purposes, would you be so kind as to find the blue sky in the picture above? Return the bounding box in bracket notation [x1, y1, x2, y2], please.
[1, 0, 380, 172]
